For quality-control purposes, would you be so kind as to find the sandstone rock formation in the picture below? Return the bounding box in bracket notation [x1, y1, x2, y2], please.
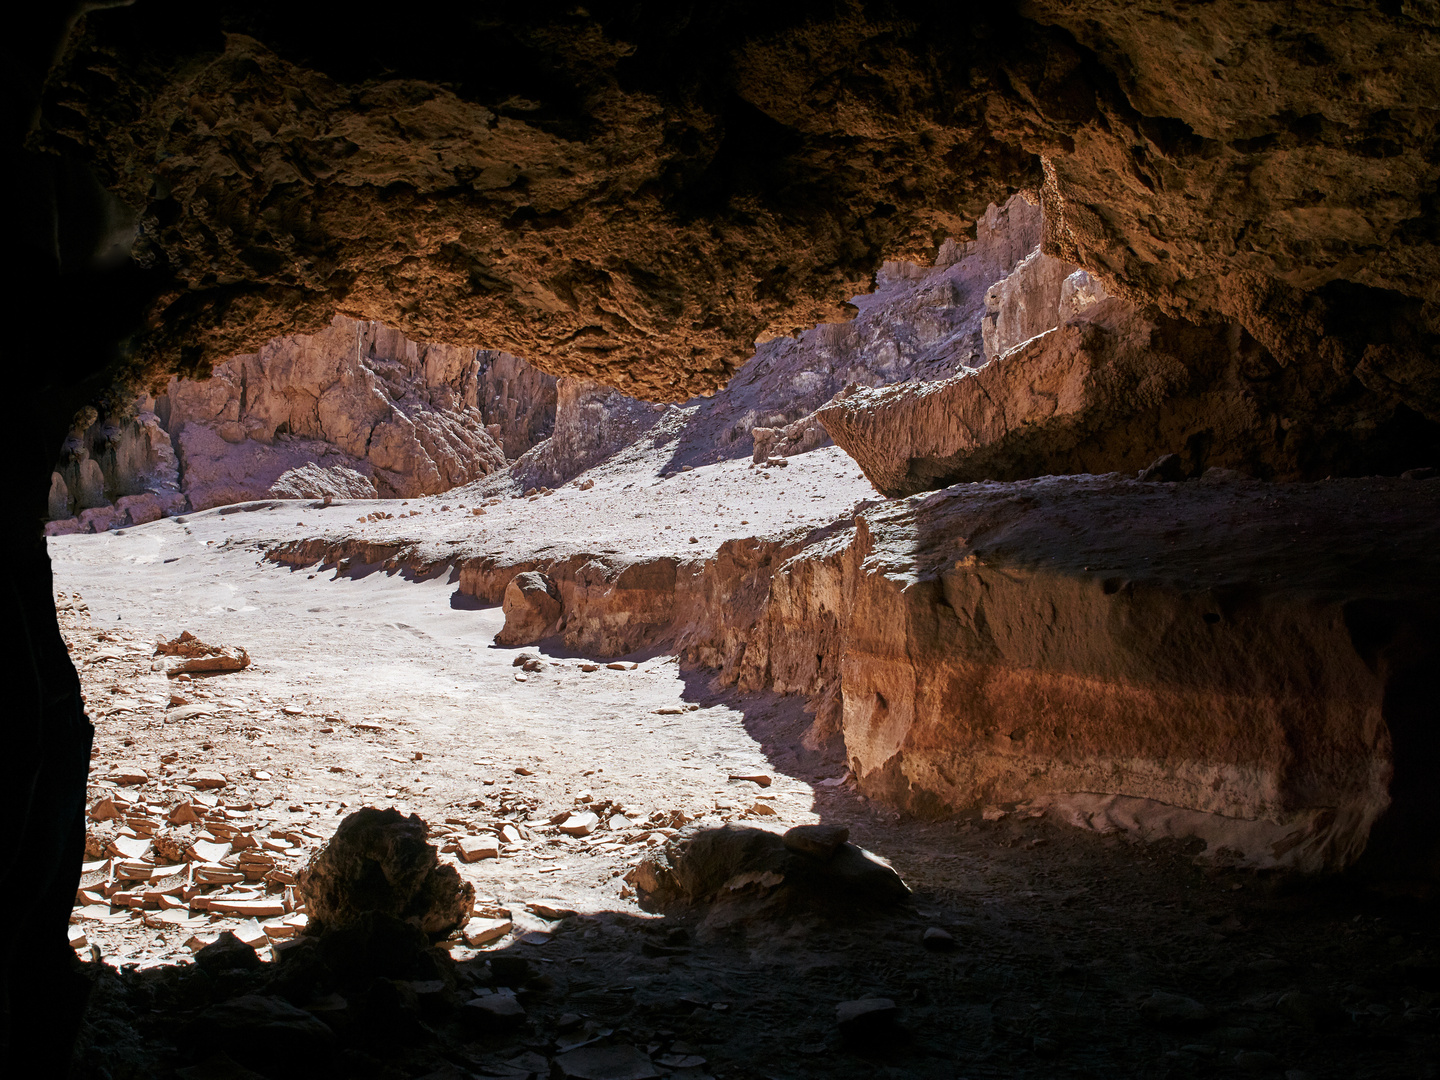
[48, 316, 560, 526]
[297, 807, 474, 941]
[424, 473, 1439, 874]
[496, 571, 563, 647]
[161, 316, 515, 510]
[45, 406, 185, 534]
[820, 294, 1438, 496]
[502, 378, 669, 493]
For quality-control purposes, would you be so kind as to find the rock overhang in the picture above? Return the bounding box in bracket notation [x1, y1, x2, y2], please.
[28, 2, 1438, 437]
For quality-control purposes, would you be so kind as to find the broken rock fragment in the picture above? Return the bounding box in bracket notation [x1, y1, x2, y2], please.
[628, 824, 908, 915]
[297, 807, 474, 940]
[495, 571, 562, 646]
[558, 812, 600, 836]
[457, 836, 500, 863]
[155, 630, 251, 676]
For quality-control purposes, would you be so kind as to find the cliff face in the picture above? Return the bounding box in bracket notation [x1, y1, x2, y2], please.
[48, 316, 559, 526]
[819, 290, 1440, 495]
[161, 316, 516, 510]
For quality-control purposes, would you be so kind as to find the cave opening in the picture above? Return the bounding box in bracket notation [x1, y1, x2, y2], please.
[8, 4, 1440, 1078]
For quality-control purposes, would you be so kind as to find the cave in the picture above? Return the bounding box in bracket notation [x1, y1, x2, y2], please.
[7, 4, 1439, 1077]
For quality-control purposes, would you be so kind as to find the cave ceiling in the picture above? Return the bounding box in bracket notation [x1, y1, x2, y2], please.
[33, 1, 1440, 416]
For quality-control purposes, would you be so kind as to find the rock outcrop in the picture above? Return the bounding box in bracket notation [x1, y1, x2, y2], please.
[161, 316, 514, 510]
[761, 475, 1438, 874]
[45, 406, 185, 534]
[501, 378, 669, 493]
[820, 295, 1439, 496]
[47, 316, 560, 525]
[353, 473, 1436, 876]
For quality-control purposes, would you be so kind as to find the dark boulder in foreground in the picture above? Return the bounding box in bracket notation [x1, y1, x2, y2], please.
[626, 824, 909, 918]
[297, 807, 474, 940]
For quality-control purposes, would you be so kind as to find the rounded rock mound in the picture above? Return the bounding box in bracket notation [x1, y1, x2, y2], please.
[496, 570, 562, 646]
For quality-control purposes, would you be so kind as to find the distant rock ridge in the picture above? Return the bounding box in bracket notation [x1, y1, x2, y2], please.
[47, 318, 560, 532]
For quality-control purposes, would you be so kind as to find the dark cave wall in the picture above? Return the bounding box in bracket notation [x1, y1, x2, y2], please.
[35, 1, 1440, 430]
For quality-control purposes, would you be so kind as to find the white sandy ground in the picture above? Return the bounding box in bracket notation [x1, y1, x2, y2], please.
[50, 447, 875, 966]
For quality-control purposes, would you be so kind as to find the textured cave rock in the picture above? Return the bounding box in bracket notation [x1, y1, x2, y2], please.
[39, 4, 1035, 401]
[35, 2, 1440, 437]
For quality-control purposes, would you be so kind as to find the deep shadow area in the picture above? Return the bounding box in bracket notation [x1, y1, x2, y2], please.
[68, 806, 1439, 1080]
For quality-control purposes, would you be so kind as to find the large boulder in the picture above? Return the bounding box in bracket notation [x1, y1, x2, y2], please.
[297, 808, 474, 941]
[496, 571, 563, 646]
[626, 824, 909, 918]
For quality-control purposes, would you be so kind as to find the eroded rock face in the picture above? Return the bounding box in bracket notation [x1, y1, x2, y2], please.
[820, 295, 1438, 496]
[297, 808, 474, 941]
[46, 406, 185, 531]
[802, 476, 1438, 873]
[162, 316, 513, 509]
[503, 378, 669, 492]
[981, 247, 1082, 362]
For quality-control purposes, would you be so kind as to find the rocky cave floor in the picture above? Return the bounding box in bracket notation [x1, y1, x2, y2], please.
[50, 451, 1439, 1080]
